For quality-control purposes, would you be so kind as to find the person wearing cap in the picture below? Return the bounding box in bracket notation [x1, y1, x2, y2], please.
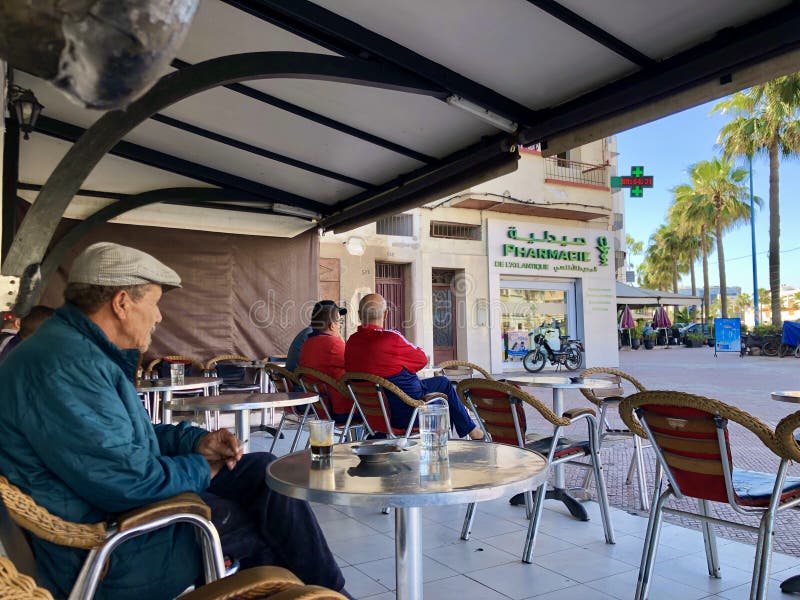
[345, 293, 484, 440]
[298, 301, 351, 422]
[0, 242, 348, 600]
[0, 310, 21, 360]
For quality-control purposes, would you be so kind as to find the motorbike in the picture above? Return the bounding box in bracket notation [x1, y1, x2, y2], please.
[522, 330, 582, 372]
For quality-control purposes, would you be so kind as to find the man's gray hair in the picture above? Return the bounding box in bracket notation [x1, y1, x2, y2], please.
[359, 295, 387, 323]
[64, 282, 150, 314]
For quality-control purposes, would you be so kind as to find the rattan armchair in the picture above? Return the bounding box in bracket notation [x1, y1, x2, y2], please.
[580, 366, 650, 509]
[0, 555, 347, 600]
[619, 391, 800, 600]
[145, 355, 207, 378]
[205, 354, 261, 393]
[341, 372, 447, 439]
[0, 475, 225, 600]
[295, 367, 362, 442]
[456, 378, 614, 563]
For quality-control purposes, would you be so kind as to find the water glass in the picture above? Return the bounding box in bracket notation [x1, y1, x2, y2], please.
[308, 419, 335, 461]
[419, 401, 449, 451]
[170, 363, 185, 385]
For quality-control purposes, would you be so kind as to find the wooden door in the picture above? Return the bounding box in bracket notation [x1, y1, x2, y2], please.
[376, 262, 405, 335]
[432, 270, 456, 364]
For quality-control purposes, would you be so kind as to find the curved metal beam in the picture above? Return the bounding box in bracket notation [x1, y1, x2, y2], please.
[40, 187, 287, 283]
[3, 51, 447, 275]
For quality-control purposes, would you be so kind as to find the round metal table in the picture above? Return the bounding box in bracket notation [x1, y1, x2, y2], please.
[267, 440, 547, 600]
[772, 391, 800, 403]
[166, 392, 318, 452]
[504, 375, 616, 519]
[135, 377, 222, 423]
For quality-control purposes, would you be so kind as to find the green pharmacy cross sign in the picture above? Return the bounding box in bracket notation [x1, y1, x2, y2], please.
[610, 166, 654, 197]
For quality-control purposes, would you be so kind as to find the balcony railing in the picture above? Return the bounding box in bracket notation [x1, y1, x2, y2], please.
[544, 156, 609, 187]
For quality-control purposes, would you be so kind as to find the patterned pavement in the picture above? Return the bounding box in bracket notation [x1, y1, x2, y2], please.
[507, 345, 800, 557]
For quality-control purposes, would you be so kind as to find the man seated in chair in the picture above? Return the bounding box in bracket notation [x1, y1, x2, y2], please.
[344, 293, 483, 440]
[298, 301, 352, 422]
[0, 242, 350, 600]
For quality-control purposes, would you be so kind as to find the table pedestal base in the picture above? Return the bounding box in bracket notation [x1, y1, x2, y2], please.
[396, 506, 422, 600]
[781, 575, 800, 594]
[509, 487, 589, 521]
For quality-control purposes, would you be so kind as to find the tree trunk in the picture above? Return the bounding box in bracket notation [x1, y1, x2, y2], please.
[768, 143, 781, 326]
[690, 259, 697, 296]
[702, 233, 710, 324]
[672, 261, 679, 294]
[715, 210, 728, 318]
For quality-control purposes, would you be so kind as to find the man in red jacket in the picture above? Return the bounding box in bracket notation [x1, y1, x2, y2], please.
[345, 293, 483, 439]
[298, 301, 352, 422]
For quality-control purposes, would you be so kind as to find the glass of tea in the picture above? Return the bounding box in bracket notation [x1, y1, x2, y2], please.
[308, 419, 334, 461]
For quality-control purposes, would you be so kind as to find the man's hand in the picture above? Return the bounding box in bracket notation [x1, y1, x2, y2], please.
[197, 429, 243, 476]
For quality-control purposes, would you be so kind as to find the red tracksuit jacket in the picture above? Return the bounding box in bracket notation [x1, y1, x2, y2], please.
[344, 324, 427, 377]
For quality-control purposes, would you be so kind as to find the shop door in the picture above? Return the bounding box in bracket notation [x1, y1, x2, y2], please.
[432, 270, 456, 364]
[376, 263, 405, 335]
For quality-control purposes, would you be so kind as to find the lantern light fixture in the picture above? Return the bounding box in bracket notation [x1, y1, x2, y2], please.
[8, 85, 44, 140]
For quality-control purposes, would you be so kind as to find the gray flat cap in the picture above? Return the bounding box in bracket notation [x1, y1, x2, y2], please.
[69, 242, 181, 289]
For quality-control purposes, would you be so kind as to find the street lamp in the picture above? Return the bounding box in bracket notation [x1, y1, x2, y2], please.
[8, 85, 43, 140]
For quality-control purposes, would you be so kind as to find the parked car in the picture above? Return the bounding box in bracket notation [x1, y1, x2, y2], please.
[680, 323, 712, 341]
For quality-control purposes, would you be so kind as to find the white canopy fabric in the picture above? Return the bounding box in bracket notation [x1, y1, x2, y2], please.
[616, 282, 701, 307]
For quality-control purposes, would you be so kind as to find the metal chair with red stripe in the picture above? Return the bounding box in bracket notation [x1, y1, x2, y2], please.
[295, 367, 363, 442]
[265, 363, 318, 454]
[620, 391, 800, 600]
[456, 378, 614, 563]
[341, 372, 446, 439]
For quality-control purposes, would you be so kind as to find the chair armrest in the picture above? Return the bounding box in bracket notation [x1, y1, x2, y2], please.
[269, 585, 350, 600]
[775, 410, 800, 462]
[422, 393, 448, 403]
[116, 492, 211, 532]
[178, 566, 303, 600]
[563, 407, 596, 420]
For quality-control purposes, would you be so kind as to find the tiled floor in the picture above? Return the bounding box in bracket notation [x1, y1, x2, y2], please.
[310, 496, 800, 600]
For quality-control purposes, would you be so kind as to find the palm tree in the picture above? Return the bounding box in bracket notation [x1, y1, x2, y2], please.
[672, 159, 756, 318]
[670, 185, 716, 324]
[637, 244, 673, 291]
[650, 225, 686, 293]
[733, 293, 752, 320]
[713, 73, 800, 326]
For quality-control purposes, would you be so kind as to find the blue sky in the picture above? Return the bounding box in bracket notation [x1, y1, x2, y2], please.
[616, 99, 800, 293]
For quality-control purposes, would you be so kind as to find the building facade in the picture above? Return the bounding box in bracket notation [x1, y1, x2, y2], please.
[320, 140, 622, 373]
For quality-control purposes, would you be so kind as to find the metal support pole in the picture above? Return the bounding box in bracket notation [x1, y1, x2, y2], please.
[395, 507, 422, 600]
[749, 155, 759, 326]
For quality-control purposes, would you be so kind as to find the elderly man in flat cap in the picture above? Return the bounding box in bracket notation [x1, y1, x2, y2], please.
[0, 242, 349, 600]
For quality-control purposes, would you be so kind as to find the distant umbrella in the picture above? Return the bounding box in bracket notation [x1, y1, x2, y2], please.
[619, 305, 635, 330]
[653, 306, 672, 329]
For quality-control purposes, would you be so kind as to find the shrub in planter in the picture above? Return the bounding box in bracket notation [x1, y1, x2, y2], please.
[685, 332, 705, 348]
[631, 337, 641, 350]
[643, 331, 657, 349]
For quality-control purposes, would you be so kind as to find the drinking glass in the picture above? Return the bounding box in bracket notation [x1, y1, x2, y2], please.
[419, 400, 449, 451]
[308, 419, 334, 461]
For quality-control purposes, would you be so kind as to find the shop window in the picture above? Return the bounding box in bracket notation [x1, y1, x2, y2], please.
[501, 287, 572, 363]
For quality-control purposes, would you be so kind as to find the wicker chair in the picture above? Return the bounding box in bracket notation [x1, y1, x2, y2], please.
[0, 555, 347, 600]
[619, 391, 800, 600]
[436, 360, 493, 380]
[341, 372, 447, 439]
[205, 354, 261, 393]
[456, 378, 614, 563]
[295, 367, 363, 442]
[145, 355, 207, 379]
[0, 475, 225, 600]
[265, 363, 317, 453]
[580, 367, 650, 509]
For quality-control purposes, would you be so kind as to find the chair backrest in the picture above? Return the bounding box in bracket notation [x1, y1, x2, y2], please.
[294, 367, 351, 420]
[457, 379, 566, 446]
[147, 355, 206, 378]
[436, 360, 493, 380]
[619, 391, 783, 504]
[579, 367, 645, 406]
[341, 372, 422, 436]
[206, 355, 254, 385]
